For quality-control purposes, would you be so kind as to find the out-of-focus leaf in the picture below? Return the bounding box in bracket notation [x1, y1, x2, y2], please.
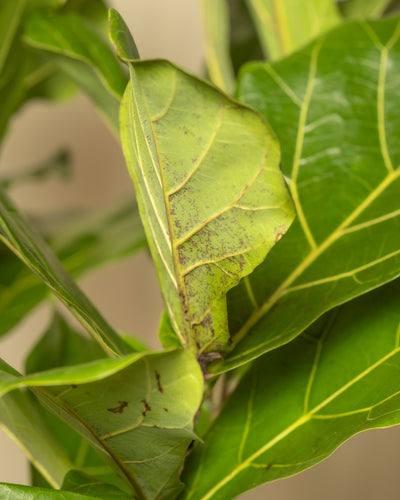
[245, 0, 341, 60]
[201, 0, 235, 93]
[181, 280, 400, 499]
[0, 359, 72, 488]
[0, 188, 128, 356]
[24, 12, 128, 133]
[214, 16, 400, 372]
[0, 349, 203, 500]
[25, 312, 106, 375]
[0, 150, 71, 189]
[112, 9, 294, 355]
[0, 483, 118, 499]
[228, 0, 263, 74]
[0, 197, 146, 339]
[340, 0, 392, 18]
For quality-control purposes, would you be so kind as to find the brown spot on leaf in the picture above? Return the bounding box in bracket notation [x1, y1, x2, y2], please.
[141, 398, 151, 416]
[163, 408, 168, 412]
[107, 401, 128, 414]
[71, 384, 78, 389]
[154, 370, 164, 393]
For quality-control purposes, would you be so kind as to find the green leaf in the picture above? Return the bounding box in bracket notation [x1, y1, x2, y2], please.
[181, 279, 400, 499]
[62, 470, 131, 499]
[0, 150, 71, 189]
[227, 0, 264, 74]
[24, 314, 128, 490]
[200, 0, 235, 93]
[0, 187, 128, 356]
[0, 483, 118, 500]
[0, 360, 72, 488]
[0, 350, 203, 500]
[0, 197, 145, 339]
[215, 16, 400, 372]
[25, 312, 107, 375]
[108, 8, 140, 62]
[114, 12, 294, 355]
[245, 0, 341, 60]
[24, 11, 128, 133]
[341, 0, 392, 18]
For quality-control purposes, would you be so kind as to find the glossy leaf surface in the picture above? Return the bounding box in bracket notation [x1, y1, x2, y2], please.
[115, 10, 294, 354]
[182, 279, 400, 499]
[216, 16, 400, 372]
[245, 0, 341, 60]
[0, 350, 203, 500]
[0, 188, 127, 356]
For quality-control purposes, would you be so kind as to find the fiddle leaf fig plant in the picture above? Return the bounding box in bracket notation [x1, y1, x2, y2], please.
[0, 1, 400, 499]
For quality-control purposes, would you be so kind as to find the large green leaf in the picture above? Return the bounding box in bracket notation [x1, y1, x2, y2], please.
[215, 16, 400, 372]
[0, 349, 203, 500]
[0, 196, 145, 339]
[24, 11, 128, 133]
[0, 359, 72, 488]
[0, 188, 127, 356]
[112, 9, 294, 356]
[245, 0, 341, 60]
[181, 279, 400, 499]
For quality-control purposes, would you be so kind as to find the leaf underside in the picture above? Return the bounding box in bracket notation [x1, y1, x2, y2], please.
[120, 58, 294, 355]
[0, 350, 203, 500]
[215, 16, 400, 372]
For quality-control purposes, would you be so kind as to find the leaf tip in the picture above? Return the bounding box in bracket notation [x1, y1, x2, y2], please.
[108, 8, 140, 63]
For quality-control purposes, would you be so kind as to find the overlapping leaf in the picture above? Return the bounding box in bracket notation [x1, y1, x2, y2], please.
[0, 197, 145, 339]
[0, 359, 72, 488]
[0, 349, 203, 500]
[0, 483, 127, 500]
[245, 0, 341, 60]
[215, 16, 400, 372]
[0, 188, 127, 355]
[24, 11, 128, 132]
[182, 279, 400, 499]
[112, 10, 295, 355]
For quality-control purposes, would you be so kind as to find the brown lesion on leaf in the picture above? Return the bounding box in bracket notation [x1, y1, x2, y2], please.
[107, 401, 128, 414]
[141, 398, 151, 416]
[163, 407, 168, 412]
[154, 370, 163, 393]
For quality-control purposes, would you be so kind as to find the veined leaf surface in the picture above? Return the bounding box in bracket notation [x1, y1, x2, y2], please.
[182, 279, 400, 499]
[0, 349, 203, 500]
[115, 12, 294, 354]
[216, 16, 400, 372]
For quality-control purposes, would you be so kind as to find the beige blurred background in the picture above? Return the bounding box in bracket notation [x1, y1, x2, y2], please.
[1, 1, 400, 498]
